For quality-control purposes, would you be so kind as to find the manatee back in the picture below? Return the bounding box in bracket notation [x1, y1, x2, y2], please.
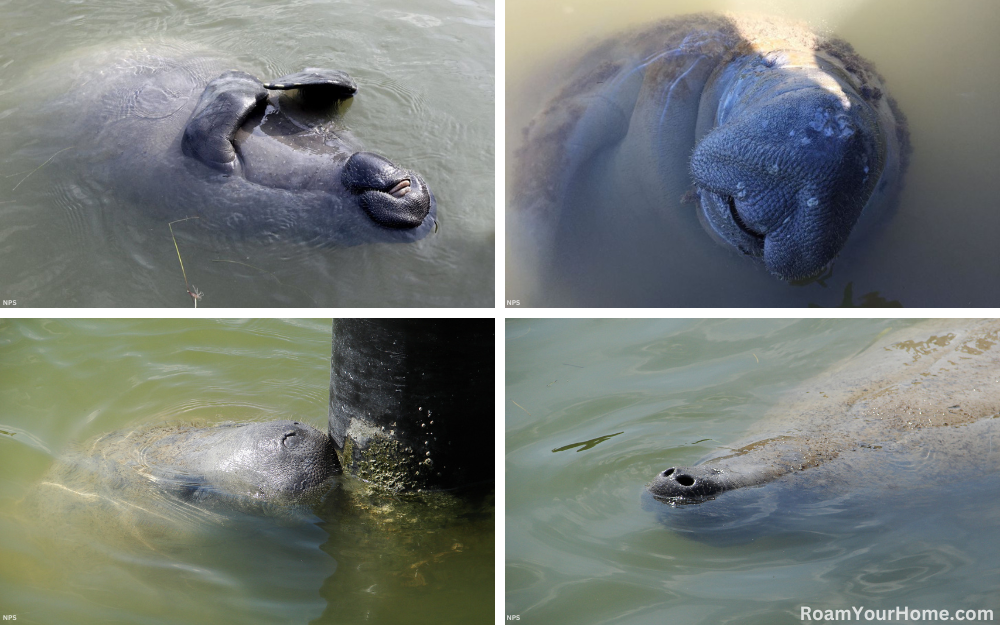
[28, 426, 227, 549]
[513, 13, 736, 232]
[723, 319, 1000, 455]
[40, 43, 231, 158]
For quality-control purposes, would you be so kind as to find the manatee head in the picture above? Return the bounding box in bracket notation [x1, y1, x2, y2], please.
[342, 151, 434, 229]
[175, 66, 436, 242]
[691, 49, 887, 280]
[203, 420, 336, 503]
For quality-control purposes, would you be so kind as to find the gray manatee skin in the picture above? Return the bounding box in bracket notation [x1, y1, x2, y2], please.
[41, 420, 338, 519]
[42, 43, 436, 246]
[512, 13, 909, 300]
[648, 319, 1000, 505]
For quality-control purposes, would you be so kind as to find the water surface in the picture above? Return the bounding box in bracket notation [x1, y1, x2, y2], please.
[505, 319, 999, 623]
[0, 319, 494, 624]
[0, 0, 494, 307]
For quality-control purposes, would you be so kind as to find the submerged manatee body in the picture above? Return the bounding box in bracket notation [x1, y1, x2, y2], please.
[38, 420, 338, 536]
[511, 13, 909, 305]
[647, 320, 1000, 521]
[39, 42, 436, 245]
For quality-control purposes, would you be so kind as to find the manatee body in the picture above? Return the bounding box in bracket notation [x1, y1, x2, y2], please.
[41, 43, 435, 245]
[38, 420, 338, 535]
[511, 13, 908, 305]
[648, 320, 1000, 508]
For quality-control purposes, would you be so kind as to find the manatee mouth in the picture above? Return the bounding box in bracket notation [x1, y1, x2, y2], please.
[342, 151, 432, 229]
[696, 187, 840, 281]
[696, 188, 766, 259]
[726, 197, 760, 239]
[387, 179, 411, 198]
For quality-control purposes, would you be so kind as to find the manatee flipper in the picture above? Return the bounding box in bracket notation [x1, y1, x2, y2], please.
[264, 68, 358, 101]
[181, 70, 268, 174]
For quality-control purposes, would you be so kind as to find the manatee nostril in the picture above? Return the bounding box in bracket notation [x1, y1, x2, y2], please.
[675, 474, 695, 487]
[281, 430, 298, 447]
[342, 151, 407, 195]
[660, 468, 675, 478]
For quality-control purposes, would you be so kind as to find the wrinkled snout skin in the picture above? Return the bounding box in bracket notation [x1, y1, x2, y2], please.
[691, 50, 892, 280]
[198, 420, 337, 503]
[342, 151, 433, 229]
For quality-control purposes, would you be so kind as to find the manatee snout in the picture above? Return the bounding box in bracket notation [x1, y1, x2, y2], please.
[342, 151, 433, 229]
[647, 466, 731, 503]
[220, 420, 337, 498]
[692, 79, 884, 281]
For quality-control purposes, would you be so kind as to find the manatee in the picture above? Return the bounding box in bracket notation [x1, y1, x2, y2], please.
[38, 419, 338, 531]
[647, 319, 1000, 511]
[510, 13, 909, 303]
[37, 42, 436, 245]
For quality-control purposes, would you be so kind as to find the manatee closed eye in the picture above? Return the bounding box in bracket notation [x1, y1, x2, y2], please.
[514, 13, 909, 284]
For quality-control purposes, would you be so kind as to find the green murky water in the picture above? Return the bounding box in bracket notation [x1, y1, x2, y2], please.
[505, 319, 1000, 624]
[0, 319, 493, 624]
